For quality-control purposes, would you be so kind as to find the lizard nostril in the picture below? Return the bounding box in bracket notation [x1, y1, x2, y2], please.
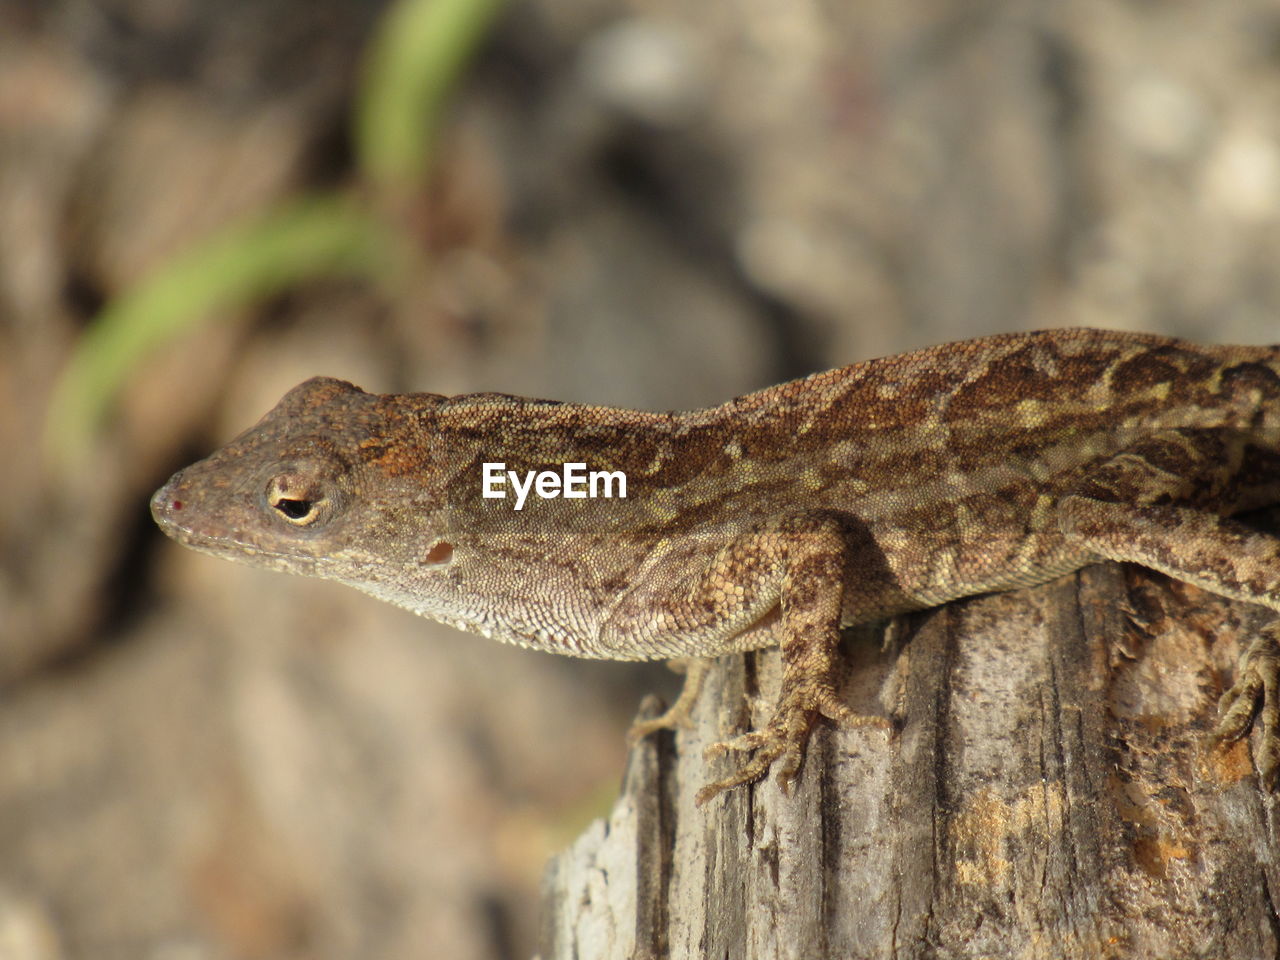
[171, 500, 184, 511]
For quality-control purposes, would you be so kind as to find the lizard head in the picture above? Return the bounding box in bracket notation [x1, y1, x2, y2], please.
[151, 377, 452, 581]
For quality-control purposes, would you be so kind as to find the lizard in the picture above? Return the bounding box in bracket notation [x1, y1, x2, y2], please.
[150, 328, 1280, 805]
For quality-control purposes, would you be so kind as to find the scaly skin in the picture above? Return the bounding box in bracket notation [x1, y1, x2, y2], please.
[152, 328, 1280, 803]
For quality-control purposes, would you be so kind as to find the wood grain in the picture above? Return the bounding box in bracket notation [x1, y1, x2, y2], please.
[540, 563, 1280, 960]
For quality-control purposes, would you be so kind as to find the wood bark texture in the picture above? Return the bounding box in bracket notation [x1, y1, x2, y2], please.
[538, 563, 1280, 960]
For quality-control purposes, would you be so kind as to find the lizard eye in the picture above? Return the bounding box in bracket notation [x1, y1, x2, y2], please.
[266, 474, 327, 527]
[276, 498, 314, 521]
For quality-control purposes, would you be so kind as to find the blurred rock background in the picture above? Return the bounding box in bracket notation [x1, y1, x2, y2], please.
[1, 0, 1279, 957]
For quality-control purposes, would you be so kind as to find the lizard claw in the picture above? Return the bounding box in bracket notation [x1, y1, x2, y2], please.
[694, 681, 890, 806]
[627, 711, 692, 744]
[1216, 623, 1280, 789]
[626, 658, 713, 744]
[697, 728, 801, 805]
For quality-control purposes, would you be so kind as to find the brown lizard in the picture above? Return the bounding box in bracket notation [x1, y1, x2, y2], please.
[151, 328, 1280, 804]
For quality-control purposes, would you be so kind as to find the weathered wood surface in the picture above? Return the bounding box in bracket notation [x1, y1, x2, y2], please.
[539, 563, 1280, 959]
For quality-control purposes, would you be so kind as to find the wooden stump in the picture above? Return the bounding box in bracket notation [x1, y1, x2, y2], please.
[539, 563, 1280, 960]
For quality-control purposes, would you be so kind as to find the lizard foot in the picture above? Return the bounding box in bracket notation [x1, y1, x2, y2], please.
[1215, 622, 1280, 789]
[626, 658, 713, 744]
[695, 680, 890, 806]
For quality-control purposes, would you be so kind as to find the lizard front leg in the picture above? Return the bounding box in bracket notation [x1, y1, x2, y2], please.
[611, 514, 901, 808]
[1058, 428, 1280, 786]
[697, 512, 896, 805]
[625, 657, 714, 743]
[605, 510, 899, 804]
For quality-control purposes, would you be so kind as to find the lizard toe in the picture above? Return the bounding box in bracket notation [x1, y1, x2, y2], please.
[705, 728, 771, 757]
[773, 741, 807, 793]
[695, 743, 785, 805]
[1257, 650, 1280, 789]
[627, 710, 691, 744]
[1215, 678, 1260, 743]
[1214, 625, 1280, 790]
[626, 658, 713, 745]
